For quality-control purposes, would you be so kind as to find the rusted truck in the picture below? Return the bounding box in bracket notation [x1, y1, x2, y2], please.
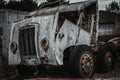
[8, 0, 120, 78]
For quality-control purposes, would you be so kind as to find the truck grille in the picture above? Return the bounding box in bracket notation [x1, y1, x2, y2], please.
[19, 27, 36, 56]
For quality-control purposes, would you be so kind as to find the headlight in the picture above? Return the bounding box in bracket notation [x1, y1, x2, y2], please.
[10, 42, 17, 54]
[41, 38, 49, 50]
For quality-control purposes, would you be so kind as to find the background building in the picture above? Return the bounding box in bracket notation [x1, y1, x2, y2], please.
[98, 0, 120, 42]
[0, 9, 28, 63]
[98, 11, 120, 41]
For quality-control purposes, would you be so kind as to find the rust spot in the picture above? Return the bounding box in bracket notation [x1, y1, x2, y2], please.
[41, 38, 48, 50]
[10, 41, 17, 54]
[52, 15, 55, 29]
[41, 55, 48, 62]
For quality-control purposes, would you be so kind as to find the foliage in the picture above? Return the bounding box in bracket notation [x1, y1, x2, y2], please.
[0, 0, 38, 12]
[0, 0, 6, 9]
[0, 0, 69, 11]
[106, 1, 120, 13]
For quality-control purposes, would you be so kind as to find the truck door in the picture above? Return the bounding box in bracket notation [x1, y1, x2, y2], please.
[55, 11, 80, 65]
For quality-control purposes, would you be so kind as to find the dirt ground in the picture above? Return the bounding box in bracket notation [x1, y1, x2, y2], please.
[0, 62, 120, 80]
[94, 62, 120, 78]
[25, 62, 120, 79]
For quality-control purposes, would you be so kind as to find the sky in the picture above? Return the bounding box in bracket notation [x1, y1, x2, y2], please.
[98, 0, 120, 10]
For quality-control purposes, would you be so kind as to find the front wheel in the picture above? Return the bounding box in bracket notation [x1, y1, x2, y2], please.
[69, 45, 95, 78]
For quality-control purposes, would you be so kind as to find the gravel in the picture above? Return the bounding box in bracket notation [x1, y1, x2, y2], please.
[94, 62, 120, 78]
[1, 62, 120, 79]
[24, 62, 120, 79]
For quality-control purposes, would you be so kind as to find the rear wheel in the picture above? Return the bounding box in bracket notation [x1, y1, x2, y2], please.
[69, 45, 95, 78]
[96, 43, 114, 73]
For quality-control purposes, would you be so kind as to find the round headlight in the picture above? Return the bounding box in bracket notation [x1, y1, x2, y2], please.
[41, 38, 49, 50]
[10, 42, 17, 54]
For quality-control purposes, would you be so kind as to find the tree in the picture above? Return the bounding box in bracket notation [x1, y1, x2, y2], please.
[106, 1, 120, 13]
[6, 1, 21, 10]
[21, 0, 38, 12]
[6, 0, 38, 12]
[0, 0, 7, 9]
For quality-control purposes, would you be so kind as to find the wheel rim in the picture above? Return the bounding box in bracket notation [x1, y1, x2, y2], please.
[80, 51, 94, 77]
[104, 51, 113, 69]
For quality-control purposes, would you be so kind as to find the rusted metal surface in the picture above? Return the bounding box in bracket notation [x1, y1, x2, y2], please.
[80, 53, 94, 75]
[104, 51, 113, 67]
[9, 0, 97, 66]
[28, 0, 97, 16]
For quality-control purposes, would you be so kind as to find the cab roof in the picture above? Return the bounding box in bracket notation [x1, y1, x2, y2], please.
[28, 0, 96, 17]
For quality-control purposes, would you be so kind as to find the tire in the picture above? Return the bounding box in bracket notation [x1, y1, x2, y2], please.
[96, 43, 114, 73]
[69, 45, 95, 78]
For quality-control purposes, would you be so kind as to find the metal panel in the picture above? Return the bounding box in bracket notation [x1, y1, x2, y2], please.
[55, 19, 79, 65]
[31, 0, 97, 16]
[78, 29, 91, 45]
[19, 27, 36, 56]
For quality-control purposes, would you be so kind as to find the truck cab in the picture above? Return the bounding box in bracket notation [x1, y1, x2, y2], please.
[9, 0, 99, 78]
